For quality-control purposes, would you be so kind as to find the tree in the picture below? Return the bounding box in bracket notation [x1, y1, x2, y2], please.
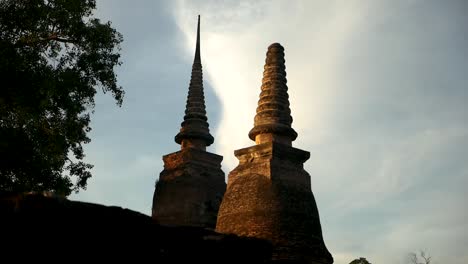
[0, 0, 123, 195]
[408, 250, 432, 264]
[349, 257, 371, 264]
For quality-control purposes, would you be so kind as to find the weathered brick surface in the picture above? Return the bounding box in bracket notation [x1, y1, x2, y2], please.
[152, 16, 226, 229]
[153, 148, 225, 228]
[216, 142, 333, 263]
[216, 43, 333, 263]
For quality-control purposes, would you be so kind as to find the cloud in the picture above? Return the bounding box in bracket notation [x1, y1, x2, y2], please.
[69, 1, 468, 263]
[174, 0, 369, 170]
[175, 1, 468, 264]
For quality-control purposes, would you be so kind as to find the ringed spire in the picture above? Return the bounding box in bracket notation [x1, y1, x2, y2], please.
[248, 43, 297, 146]
[175, 15, 214, 150]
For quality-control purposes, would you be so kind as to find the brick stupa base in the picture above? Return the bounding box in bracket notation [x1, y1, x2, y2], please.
[153, 148, 225, 228]
[216, 142, 333, 263]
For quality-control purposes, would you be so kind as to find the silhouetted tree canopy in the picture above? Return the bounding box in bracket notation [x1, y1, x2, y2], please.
[349, 257, 372, 264]
[0, 0, 123, 195]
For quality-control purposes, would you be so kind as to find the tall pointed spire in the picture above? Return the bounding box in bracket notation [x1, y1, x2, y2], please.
[194, 14, 201, 63]
[175, 15, 214, 150]
[152, 16, 225, 229]
[248, 43, 297, 146]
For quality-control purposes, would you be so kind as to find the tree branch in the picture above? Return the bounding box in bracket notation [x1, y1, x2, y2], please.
[47, 33, 75, 43]
[420, 251, 431, 264]
[15, 33, 76, 47]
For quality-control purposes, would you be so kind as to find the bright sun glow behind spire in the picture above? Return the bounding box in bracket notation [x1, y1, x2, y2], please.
[173, 1, 468, 264]
[174, 0, 368, 171]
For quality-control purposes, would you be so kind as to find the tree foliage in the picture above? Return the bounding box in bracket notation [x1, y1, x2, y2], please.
[349, 257, 372, 264]
[0, 0, 123, 195]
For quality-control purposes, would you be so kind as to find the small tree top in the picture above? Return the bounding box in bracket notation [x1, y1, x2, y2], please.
[349, 257, 372, 264]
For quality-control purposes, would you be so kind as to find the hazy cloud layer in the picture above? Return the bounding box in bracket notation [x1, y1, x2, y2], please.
[175, 1, 468, 264]
[73, 1, 467, 264]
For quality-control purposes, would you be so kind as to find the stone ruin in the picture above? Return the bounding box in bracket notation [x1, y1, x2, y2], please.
[151, 16, 334, 264]
[151, 15, 226, 228]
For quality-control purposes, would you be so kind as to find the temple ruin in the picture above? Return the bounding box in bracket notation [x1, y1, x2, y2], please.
[215, 43, 333, 263]
[151, 16, 226, 228]
[153, 16, 333, 263]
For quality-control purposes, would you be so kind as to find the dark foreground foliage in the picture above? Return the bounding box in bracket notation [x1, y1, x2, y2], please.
[0, 0, 124, 195]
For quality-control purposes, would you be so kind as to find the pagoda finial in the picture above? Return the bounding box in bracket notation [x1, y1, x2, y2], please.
[175, 15, 214, 150]
[195, 15, 200, 62]
[248, 43, 297, 146]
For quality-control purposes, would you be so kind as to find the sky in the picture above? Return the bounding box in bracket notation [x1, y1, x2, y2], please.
[71, 1, 468, 263]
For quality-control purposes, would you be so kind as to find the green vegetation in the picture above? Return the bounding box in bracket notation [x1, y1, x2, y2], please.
[0, 0, 124, 195]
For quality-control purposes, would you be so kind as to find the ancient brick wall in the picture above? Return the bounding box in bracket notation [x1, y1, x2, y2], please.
[152, 148, 225, 228]
[216, 142, 333, 263]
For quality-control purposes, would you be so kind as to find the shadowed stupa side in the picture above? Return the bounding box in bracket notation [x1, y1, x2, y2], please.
[152, 16, 225, 228]
[216, 43, 333, 263]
